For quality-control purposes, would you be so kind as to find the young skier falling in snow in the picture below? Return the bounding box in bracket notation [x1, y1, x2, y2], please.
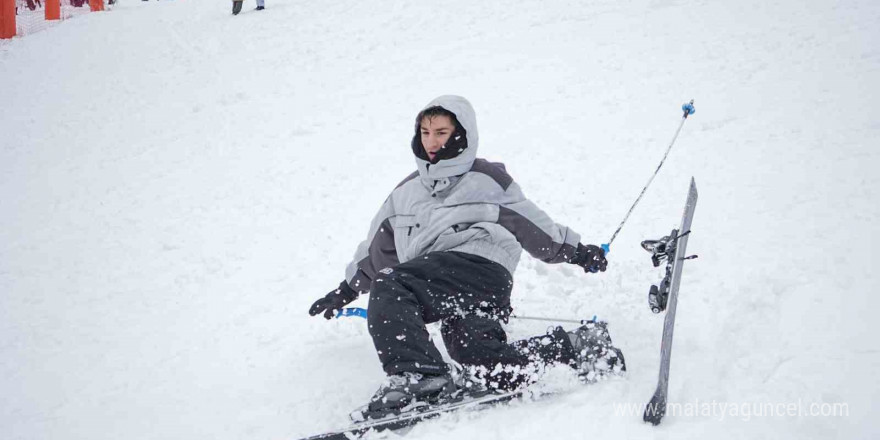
[308, 95, 625, 420]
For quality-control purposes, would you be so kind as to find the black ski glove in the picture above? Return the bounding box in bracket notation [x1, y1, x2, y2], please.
[308, 281, 359, 320]
[570, 243, 608, 273]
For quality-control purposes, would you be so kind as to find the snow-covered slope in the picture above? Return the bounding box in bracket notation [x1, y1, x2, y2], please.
[1, 0, 877, 439]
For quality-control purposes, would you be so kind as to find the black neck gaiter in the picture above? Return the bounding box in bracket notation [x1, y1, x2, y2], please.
[411, 119, 469, 165]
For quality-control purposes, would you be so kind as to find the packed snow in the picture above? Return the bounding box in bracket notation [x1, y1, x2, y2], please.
[1, 0, 878, 439]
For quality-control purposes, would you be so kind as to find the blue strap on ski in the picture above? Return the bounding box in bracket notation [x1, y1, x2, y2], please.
[336, 307, 368, 319]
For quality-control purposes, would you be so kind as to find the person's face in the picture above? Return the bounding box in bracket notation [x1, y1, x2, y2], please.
[420, 115, 455, 162]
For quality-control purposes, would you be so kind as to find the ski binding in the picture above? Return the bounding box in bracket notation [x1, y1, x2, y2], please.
[642, 229, 696, 314]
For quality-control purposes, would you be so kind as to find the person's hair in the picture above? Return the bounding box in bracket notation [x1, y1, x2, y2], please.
[416, 106, 459, 127]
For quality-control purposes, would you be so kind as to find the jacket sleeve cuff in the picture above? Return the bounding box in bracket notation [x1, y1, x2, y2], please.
[568, 243, 586, 264]
[337, 280, 360, 302]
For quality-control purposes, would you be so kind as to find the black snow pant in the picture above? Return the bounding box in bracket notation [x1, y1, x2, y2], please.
[367, 251, 577, 390]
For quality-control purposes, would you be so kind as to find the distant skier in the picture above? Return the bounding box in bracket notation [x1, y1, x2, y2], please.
[308, 95, 625, 419]
[232, 0, 263, 15]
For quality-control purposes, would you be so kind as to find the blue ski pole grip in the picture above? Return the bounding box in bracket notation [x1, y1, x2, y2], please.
[682, 100, 695, 117]
[601, 243, 610, 255]
[336, 307, 368, 319]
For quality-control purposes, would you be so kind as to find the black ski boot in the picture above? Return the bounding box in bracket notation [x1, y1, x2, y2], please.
[351, 372, 457, 421]
[255, 5, 264, 10]
[567, 320, 626, 382]
[231, 0, 242, 15]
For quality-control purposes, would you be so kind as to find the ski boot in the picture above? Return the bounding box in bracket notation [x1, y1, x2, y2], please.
[351, 372, 457, 422]
[567, 320, 626, 383]
[255, 5, 264, 10]
[231, 0, 242, 15]
[448, 361, 518, 398]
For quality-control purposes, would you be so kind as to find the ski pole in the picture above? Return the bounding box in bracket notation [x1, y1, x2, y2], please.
[601, 100, 696, 255]
[338, 308, 601, 326]
[509, 314, 599, 325]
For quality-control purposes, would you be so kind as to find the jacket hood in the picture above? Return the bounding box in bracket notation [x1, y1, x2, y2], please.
[412, 95, 479, 180]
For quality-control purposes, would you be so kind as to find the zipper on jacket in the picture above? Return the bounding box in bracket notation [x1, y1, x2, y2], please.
[407, 226, 413, 236]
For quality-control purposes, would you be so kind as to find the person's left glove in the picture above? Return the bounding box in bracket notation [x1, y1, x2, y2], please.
[569, 243, 608, 273]
[308, 281, 359, 320]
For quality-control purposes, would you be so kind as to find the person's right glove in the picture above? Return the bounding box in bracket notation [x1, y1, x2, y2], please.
[308, 281, 359, 320]
[569, 243, 608, 273]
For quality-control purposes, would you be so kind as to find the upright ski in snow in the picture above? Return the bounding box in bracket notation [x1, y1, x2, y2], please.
[642, 178, 698, 426]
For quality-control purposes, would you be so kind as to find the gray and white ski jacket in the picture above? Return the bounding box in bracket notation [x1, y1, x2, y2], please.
[345, 95, 582, 293]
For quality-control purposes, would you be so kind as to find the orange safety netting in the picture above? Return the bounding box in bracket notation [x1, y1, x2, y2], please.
[1, 0, 108, 39]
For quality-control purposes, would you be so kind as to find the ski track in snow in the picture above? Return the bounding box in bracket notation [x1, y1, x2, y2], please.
[1, 0, 878, 439]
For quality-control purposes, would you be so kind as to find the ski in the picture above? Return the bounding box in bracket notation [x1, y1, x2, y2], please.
[642, 177, 698, 426]
[297, 390, 524, 440]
